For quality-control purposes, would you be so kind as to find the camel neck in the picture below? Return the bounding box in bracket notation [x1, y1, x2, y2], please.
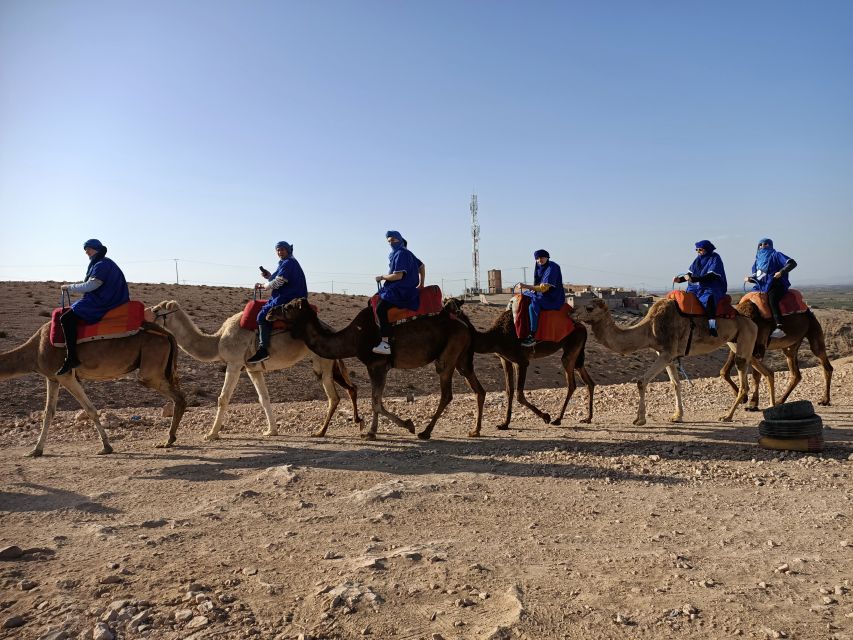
[163, 308, 222, 362]
[299, 309, 365, 360]
[0, 327, 42, 380]
[588, 312, 652, 356]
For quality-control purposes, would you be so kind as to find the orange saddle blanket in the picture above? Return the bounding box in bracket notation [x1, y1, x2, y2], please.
[50, 301, 146, 347]
[369, 285, 444, 325]
[666, 290, 736, 319]
[740, 289, 808, 320]
[239, 299, 307, 332]
[512, 295, 576, 343]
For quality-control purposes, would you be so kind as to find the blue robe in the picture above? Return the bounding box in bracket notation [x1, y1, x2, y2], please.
[379, 247, 421, 311]
[686, 251, 727, 312]
[523, 260, 566, 332]
[257, 257, 308, 326]
[751, 247, 793, 294]
[71, 257, 130, 323]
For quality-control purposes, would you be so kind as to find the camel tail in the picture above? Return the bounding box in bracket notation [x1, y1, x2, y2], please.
[332, 359, 356, 391]
[142, 322, 180, 385]
[0, 325, 44, 380]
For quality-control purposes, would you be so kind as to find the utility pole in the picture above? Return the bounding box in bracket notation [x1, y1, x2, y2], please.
[331, 280, 334, 294]
[174, 259, 179, 285]
[470, 194, 481, 294]
[463, 278, 467, 299]
[521, 266, 527, 283]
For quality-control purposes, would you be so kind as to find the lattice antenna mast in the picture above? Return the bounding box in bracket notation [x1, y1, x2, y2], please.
[470, 193, 480, 293]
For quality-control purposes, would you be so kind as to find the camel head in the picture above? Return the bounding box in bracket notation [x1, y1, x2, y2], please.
[148, 300, 182, 327]
[268, 297, 313, 325]
[573, 298, 609, 324]
[442, 297, 466, 317]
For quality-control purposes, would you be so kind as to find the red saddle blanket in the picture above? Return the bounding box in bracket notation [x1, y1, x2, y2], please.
[239, 300, 294, 332]
[666, 290, 736, 319]
[512, 295, 576, 343]
[369, 285, 443, 325]
[50, 301, 146, 347]
[740, 289, 808, 320]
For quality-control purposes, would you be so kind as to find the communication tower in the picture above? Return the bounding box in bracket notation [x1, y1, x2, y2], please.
[470, 193, 481, 293]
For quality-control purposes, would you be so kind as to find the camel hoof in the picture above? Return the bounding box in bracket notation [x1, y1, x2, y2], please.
[633, 418, 646, 426]
[353, 415, 364, 424]
[550, 418, 562, 426]
[467, 430, 480, 438]
[156, 440, 175, 449]
[579, 418, 592, 424]
[26, 448, 43, 458]
[541, 413, 551, 424]
[818, 400, 830, 406]
[417, 431, 432, 440]
[98, 444, 113, 455]
[669, 416, 683, 423]
[495, 423, 510, 431]
[310, 431, 326, 438]
[404, 419, 416, 434]
[360, 432, 377, 441]
[718, 416, 733, 423]
[744, 405, 760, 412]
[202, 433, 220, 442]
[262, 430, 278, 437]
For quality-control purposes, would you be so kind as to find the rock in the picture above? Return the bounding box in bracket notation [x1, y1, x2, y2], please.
[323, 551, 341, 560]
[19, 579, 38, 590]
[2, 615, 26, 629]
[140, 519, 168, 528]
[774, 563, 790, 574]
[174, 609, 194, 622]
[98, 575, 122, 585]
[92, 623, 114, 640]
[485, 628, 512, 640]
[242, 567, 258, 576]
[186, 616, 209, 629]
[37, 629, 70, 640]
[0, 545, 23, 560]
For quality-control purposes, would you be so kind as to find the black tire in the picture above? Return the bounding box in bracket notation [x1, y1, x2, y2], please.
[762, 400, 815, 421]
[758, 416, 823, 439]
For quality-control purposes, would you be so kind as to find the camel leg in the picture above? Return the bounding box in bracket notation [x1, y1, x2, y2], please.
[743, 365, 762, 411]
[204, 364, 242, 441]
[751, 357, 775, 407]
[138, 370, 186, 449]
[576, 367, 595, 424]
[806, 315, 833, 406]
[720, 356, 750, 422]
[417, 357, 456, 440]
[29, 378, 61, 457]
[455, 355, 486, 438]
[309, 359, 340, 438]
[246, 370, 279, 436]
[634, 353, 673, 426]
[516, 363, 551, 424]
[332, 360, 363, 425]
[366, 366, 415, 439]
[664, 364, 684, 423]
[776, 345, 802, 405]
[495, 357, 515, 430]
[57, 375, 113, 455]
[719, 350, 740, 397]
[551, 354, 578, 426]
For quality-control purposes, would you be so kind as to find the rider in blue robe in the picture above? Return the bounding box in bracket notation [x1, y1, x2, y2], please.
[372, 230, 423, 355]
[673, 240, 727, 336]
[247, 241, 308, 363]
[56, 239, 130, 375]
[520, 249, 566, 347]
[746, 237, 797, 338]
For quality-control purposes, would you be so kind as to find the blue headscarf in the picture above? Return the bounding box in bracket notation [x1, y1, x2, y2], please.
[275, 240, 293, 255]
[386, 230, 405, 258]
[755, 238, 775, 274]
[533, 249, 550, 284]
[83, 239, 108, 279]
[695, 240, 716, 252]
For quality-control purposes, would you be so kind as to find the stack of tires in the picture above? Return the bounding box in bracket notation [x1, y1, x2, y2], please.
[758, 400, 823, 452]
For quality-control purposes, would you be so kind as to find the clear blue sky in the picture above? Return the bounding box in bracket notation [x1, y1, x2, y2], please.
[2, 1, 852, 296]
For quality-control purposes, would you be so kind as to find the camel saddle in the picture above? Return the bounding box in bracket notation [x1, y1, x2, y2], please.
[510, 295, 576, 343]
[50, 301, 146, 348]
[239, 299, 314, 332]
[369, 285, 444, 325]
[666, 290, 736, 319]
[739, 289, 808, 320]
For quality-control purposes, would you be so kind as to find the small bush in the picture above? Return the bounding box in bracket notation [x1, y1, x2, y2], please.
[38, 310, 51, 317]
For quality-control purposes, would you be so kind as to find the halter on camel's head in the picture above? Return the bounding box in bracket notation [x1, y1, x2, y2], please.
[574, 298, 608, 321]
[149, 301, 181, 326]
[267, 297, 312, 324]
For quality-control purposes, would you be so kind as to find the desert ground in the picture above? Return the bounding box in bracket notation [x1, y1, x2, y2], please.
[1, 282, 852, 640]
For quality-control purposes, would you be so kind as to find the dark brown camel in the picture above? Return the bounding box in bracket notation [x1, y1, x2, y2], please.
[0, 322, 186, 456]
[720, 300, 833, 409]
[268, 299, 485, 440]
[443, 298, 595, 428]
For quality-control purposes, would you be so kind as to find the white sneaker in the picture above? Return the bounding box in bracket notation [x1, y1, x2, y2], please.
[770, 327, 786, 340]
[372, 341, 392, 355]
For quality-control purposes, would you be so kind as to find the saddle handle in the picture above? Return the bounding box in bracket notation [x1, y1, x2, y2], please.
[59, 288, 71, 309]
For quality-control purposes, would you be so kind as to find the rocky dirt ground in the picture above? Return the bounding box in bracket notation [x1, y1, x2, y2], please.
[1, 282, 852, 640]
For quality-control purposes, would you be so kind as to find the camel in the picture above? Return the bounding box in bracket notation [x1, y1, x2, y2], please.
[443, 298, 595, 428]
[720, 300, 833, 409]
[149, 300, 362, 439]
[0, 322, 186, 456]
[573, 298, 771, 426]
[267, 298, 486, 439]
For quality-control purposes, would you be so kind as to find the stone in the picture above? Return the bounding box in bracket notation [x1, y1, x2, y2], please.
[37, 629, 70, 640]
[186, 616, 209, 629]
[98, 575, 122, 585]
[2, 615, 26, 629]
[19, 579, 38, 590]
[0, 545, 24, 560]
[174, 609, 194, 622]
[92, 623, 115, 640]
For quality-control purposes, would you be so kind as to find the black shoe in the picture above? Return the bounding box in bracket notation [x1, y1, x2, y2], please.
[246, 347, 270, 364]
[55, 357, 81, 376]
[520, 335, 536, 348]
[709, 327, 718, 337]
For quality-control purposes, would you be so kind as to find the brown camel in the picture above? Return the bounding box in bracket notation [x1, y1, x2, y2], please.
[0, 322, 186, 456]
[720, 300, 833, 409]
[573, 298, 770, 425]
[443, 298, 595, 428]
[268, 298, 485, 439]
[149, 300, 361, 439]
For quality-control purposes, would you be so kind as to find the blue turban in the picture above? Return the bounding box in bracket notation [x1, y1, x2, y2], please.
[275, 241, 293, 255]
[83, 239, 105, 252]
[386, 230, 405, 244]
[386, 230, 406, 255]
[695, 240, 716, 252]
[533, 249, 549, 259]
